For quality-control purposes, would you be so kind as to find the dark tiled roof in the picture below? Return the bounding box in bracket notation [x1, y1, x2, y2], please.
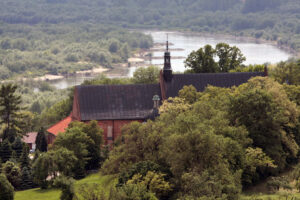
[77, 84, 161, 121]
[165, 72, 265, 98]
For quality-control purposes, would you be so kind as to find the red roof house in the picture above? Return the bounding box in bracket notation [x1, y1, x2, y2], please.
[47, 116, 72, 144]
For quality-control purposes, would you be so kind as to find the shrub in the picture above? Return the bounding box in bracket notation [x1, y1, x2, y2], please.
[54, 176, 75, 200]
[0, 173, 14, 200]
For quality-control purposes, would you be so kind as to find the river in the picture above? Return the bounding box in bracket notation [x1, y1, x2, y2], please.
[51, 31, 292, 89]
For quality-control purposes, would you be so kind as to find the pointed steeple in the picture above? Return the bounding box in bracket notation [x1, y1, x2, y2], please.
[163, 34, 172, 82]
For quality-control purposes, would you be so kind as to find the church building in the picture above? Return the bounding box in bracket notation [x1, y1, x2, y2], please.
[47, 42, 267, 144]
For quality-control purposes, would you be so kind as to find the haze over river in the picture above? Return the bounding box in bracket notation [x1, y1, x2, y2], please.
[51, 31, 292, 89]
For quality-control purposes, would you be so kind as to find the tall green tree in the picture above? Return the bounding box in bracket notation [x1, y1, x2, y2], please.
[53, 127, 93, 178]
[11, 137, 23, 159]
[185, 44, 217, 73]
[185, 43, 246, 73]
[36, 127, 48, 152]
[0, 84, 22, 142]
[0, 140, 12, 163]
[32, 153, 53, 189]
[20, 167, 34, 190]
[216, 43, 246, 72]
[20, 144, 30, 169]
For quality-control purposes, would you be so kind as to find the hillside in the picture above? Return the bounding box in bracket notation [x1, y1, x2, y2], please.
[0, 0, 300, 51]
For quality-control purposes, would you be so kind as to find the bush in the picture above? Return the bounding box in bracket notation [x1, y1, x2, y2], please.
[54, 176, 75, 200]
[117, 161, 163, 187]
[109, 184, 158, 200]
[0, 173, 14, 200]
[1, 161, 21, 189]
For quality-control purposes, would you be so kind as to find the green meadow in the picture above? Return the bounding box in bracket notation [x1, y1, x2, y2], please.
[15, 173, 116, 200]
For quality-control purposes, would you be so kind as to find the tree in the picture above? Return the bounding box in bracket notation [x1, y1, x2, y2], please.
[108, 39, 120, 53]
[53, 127, 93, 178]
[0, 139, 12, 163]
[69, 121, 104, 170]
[127, 171, 172, 199]
[54, 176, 75, 200]
[0, 173, 14, 200]
[11, 137, 23, 159]
[216, 43, 246, 72]
[2, 161, 21, 189]
[36, 127, 48, 152]
[185, 43, 246, 73]
[32, 148, 77, 188]
[109, 184, 158, 200]
[20, 144, 30, 169]
[242, 147, 276, 186]
[32, 153, 53, 189]
[178, 85, 199, 104]
[48, 148, 78, 177]
[30, 101, 42, 114]
[20, 167, 34, 190]
[132, 66, 160, 84]
[229, 77, 299, 171]
[0, 84, 22, 142]
[271, 60, 300, 85]
[185, 44, 217, 73]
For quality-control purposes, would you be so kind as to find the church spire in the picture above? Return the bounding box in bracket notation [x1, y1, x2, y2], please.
[166, 34, 169, 52]
[163, 34, 172, 82]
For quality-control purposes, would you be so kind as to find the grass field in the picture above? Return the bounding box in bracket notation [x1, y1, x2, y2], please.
[15, 173, 117, 200]
[15, 172, 300, 200]
[241, 191, 300, 200]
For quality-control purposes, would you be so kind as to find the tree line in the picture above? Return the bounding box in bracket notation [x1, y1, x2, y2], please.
[0, 24, 152, 80]
[0, 0, 300, 52]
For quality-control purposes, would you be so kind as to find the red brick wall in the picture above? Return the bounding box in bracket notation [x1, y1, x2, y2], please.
[97, 120, 142, 145]
[97, 120, 113, 145]
[47, 133, 56, 145]
[72, 88, 81, 121]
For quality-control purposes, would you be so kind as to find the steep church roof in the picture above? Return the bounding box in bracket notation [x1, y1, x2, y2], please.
[71, 41, 266, 121]
[74, 84, 161, 121]
[164, 72, 265, 98]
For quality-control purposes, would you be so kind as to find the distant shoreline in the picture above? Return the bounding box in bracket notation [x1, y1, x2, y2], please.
[135, 29, 298, 57]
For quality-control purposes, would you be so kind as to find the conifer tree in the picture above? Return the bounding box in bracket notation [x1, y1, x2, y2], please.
[0, 84, 22, 142]
[20, 167, 34, 190]
[36, 127, 48, 152]
[20, 144, 30, 169]
[0, 140, 12, 163]
[12, 137, 23, 159]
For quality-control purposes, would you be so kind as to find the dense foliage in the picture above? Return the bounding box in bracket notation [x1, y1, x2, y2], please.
[0, 0, 300, 53]
[185, 43, 246, 73]
[0, 23, 152, 80]
[102, 77, 300, 199]
[0, 173, 14, 200]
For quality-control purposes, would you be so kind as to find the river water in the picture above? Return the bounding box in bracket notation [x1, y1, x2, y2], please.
[51, 31, 292, 89]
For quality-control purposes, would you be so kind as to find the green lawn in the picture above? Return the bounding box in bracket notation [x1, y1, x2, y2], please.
[15, 188, 61, 200]
[15, 173, 117, 200]
[241, 193, 300, 200]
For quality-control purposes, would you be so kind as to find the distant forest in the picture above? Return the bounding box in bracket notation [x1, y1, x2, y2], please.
[1, 0, 300, 50]
[0, 0, 300, 80]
